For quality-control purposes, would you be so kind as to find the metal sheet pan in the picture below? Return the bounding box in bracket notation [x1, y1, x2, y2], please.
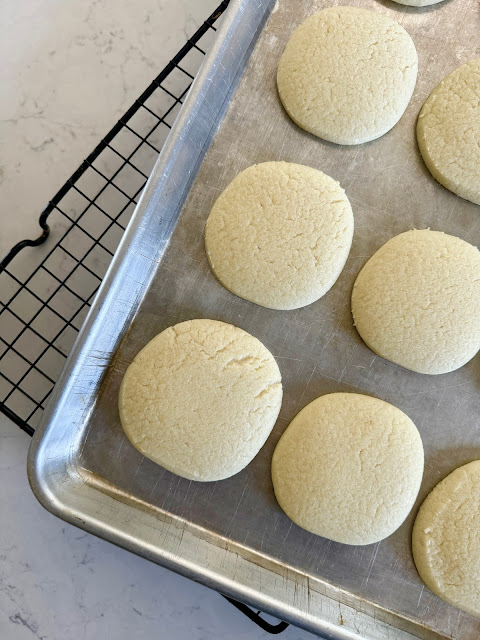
[29, 0, 480, 638]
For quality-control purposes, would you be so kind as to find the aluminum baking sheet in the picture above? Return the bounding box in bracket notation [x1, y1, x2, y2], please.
[30, 1, 480, 638]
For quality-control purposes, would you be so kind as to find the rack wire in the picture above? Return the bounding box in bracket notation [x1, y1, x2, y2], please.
[0, 2, 288, 633]
[0, 4, 228, 435]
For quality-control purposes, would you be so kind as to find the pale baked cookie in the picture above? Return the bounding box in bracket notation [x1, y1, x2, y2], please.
[351, 229, 480, 375]
[119, 319, 282, 481]
[417, 59, 480, 205]
[412, 460, 480, 619]
[204, 162, 353, 310]
[271, 393, 424, 545]
[277, 6, 418, 145]
[393, 0, 444, 5]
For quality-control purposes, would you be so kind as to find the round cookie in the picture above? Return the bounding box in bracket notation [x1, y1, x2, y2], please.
[204, 162, 353, 310]
[119, 319, 282, 481]
[271, 393, 424, 545]
[417, 59, 480, 205]
[277, 6, 418, 145]
[392, 0, 444, 5]
[351, 229, 480, 375]
[412, 461, 480, 618]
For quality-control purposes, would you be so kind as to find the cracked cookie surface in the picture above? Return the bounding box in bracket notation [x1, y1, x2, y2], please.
[271, 392, 424, 545]
[204, 161, 353, 310]
[412, 460, 480, 619]
[417, 58, 480, 205]
[277, 6, 417, 145]
[351, 229, 480, 375]
[119, 319, 282, 481]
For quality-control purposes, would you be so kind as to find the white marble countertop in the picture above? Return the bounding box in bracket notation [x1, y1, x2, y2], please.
[0, 1, 317, 638]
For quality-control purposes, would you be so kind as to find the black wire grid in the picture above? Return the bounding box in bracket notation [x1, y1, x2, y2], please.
[0, 2, 288, 634]
[0, 3, 230, 435]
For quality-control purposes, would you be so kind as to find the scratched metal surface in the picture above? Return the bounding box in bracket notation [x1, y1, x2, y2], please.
[36, 0, 480, 638]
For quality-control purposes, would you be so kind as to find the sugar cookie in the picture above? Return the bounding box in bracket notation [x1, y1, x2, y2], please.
[418, 59, 480, 205]
[413, 460, 480, 619]
[205, 162, 353, 310]
[352, 229, 480, 374]
[277, 6, 417, 144]
[119, 319, 282, 481]
[272, 393, 424, 545]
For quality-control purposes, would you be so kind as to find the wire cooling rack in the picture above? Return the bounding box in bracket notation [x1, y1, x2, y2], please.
[0, 2, 288, 634]
[0, 4, 229, 435]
